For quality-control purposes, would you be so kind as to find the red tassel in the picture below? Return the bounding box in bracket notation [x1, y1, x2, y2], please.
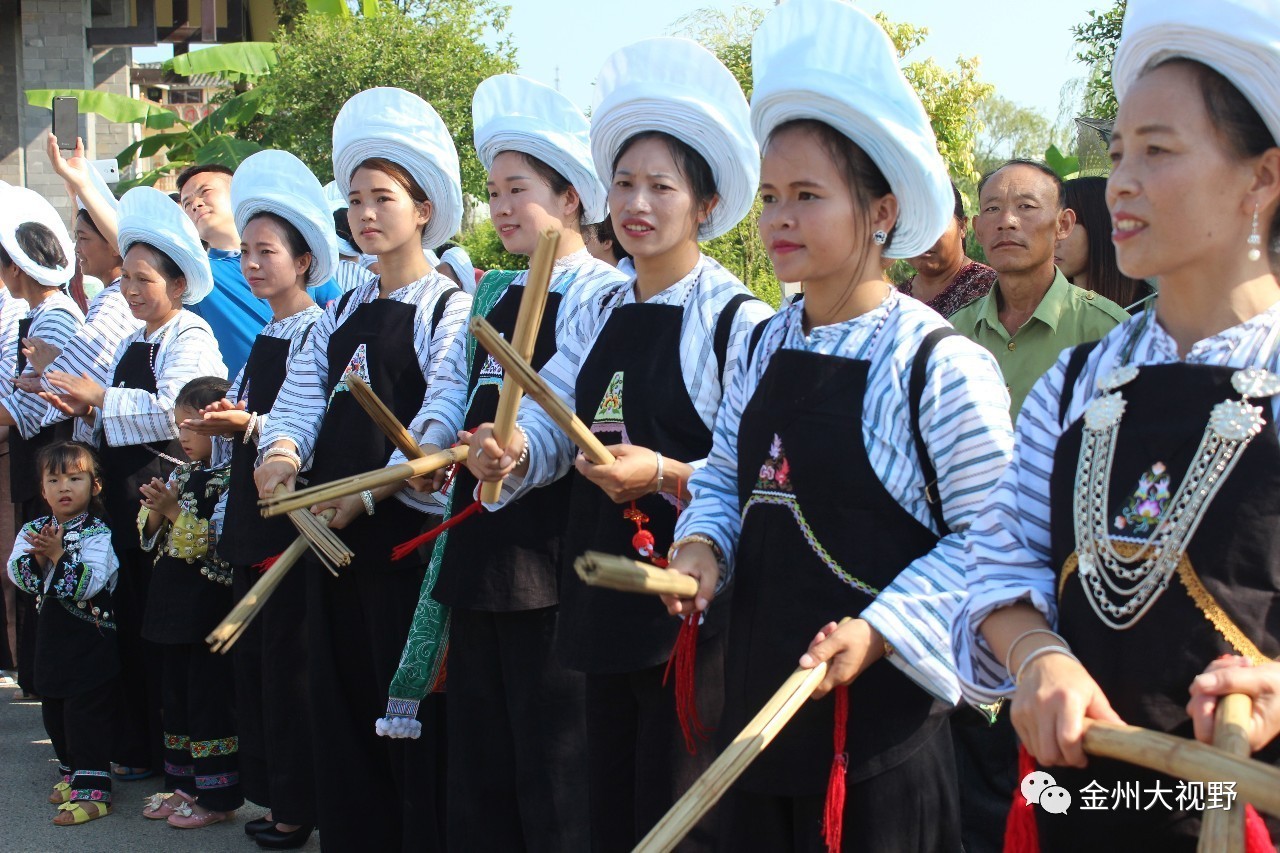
[1245, 804, 1273, 853]
[662, 615, 708, 753]
[390, 499, 484, 561]
[822, 685, 850, 853]
[1003, 744, 1040, 853]
[253, 553, 281, 574]
[429, 645, 449, 694]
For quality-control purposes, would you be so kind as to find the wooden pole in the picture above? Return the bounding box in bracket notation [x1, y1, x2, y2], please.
[574, 551, 699, 598]
[1196, 694, 1253, 853]
[260, 447, 468, 517]
[481, 227, 559, 503]
[636, 619, 850, 853]
[346, 373, 424, 461]
[469, 315, 615, 465]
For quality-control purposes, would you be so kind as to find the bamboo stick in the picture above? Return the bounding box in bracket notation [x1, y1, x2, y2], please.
[346, 373, 423, 461]
[481, 227, 559, 503]
[575, 551, 699, 598]
[260, 447, 469, 517]
[470, 315, 615, 466]
[1083, 719, 1280, 817]
[1196, 693, 1253, 853]
[636, 619, 851, 853]
[205, 505, 337, 654]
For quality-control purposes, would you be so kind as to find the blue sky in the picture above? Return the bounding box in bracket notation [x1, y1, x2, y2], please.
[139, 0, 1112, 121]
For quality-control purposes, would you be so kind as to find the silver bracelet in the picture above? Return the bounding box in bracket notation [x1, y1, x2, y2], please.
[242, 411, 259, 445]
[1004, 628, 1066, 677]
[654, 451, 665, 496]
[262, 446, 301, 470]
[514, 424, 530, 469]
[360, 489, 376, 516]
[1014, 644, 1078, 687]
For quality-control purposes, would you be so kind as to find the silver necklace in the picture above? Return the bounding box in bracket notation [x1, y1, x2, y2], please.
[1073, 361, 1280, 630]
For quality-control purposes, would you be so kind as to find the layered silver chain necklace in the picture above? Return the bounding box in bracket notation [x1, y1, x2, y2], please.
[1072, 337, 1280, 630]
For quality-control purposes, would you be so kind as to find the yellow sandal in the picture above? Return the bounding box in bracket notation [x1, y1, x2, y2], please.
[52, 801, 111, 825]
[48, 781, 71, 805]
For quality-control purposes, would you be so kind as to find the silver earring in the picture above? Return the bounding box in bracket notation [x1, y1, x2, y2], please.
[872, 230, 888, 246]
[1248, 204, 1263, 262]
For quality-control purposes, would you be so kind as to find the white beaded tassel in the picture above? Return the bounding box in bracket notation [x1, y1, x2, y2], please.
[1248, 204, 1263, 262]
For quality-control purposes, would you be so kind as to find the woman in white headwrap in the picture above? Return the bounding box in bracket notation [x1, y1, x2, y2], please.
[42, 185, 227, 783]
[253, 87, 470, 853]
[0, 185, 85, 703]
[177, 148, 335, 848]
[954, 0, 1280, 847]
[661, 1, 1014, 849]
[376, 72, 628, 851]
[466, 40, 774, 852]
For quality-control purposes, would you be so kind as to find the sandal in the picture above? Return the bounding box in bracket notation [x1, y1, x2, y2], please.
[142, 790, 192, 819]
[167, 800, 235, 829]
[52, 801, 111, 825]
[48, 780, 71, 805]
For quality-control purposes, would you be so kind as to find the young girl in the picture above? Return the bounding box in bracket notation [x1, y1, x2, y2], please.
[254, 87, 470, 852]
[8, 440, 118, 825]
[663, 2, 1015, 849]
[466, 40, 773, 851]
[42, 185, 227, 781]
[381, 72, 628, 851]
[957, 0, 1280, 846]
[137, 375, 239, 829]
[185, 148, 333, 849]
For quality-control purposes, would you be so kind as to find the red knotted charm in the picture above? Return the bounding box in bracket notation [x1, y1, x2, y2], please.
[822, 684, 850, 853]
[253, 552, 281, 573]
[1002, 744, 1040, 853]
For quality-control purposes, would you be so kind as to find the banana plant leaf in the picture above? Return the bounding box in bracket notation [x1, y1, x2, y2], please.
[115, 131, 192, 168]
[1045, 144, 1081, 181]
[305, 0, 350, 16]
[163, 43, 278, 80]
[194, 136, 263, 169]
[200, 88, 270, 135]
[26, 89, 181, 130]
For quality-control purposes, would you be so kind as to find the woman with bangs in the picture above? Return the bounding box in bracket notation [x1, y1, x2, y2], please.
[955, 0, 1280, 847]
[253, 88, 470, 853]
[377, 73, 627, 851]
[465, 40, 773, 852]
[42, 185, 226, 785]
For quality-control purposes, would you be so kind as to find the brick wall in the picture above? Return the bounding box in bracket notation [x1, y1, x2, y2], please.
[0, 0, 22, 186]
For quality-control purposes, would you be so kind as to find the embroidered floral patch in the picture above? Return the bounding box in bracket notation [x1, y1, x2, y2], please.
[593, 371, 625, 426]
[477, 352, 504, 387]
[754, 434, 793, 494]
[164, 733, 190, 750]
[1114, 461, 1171, 536]
[189, 736, 238, 759]
[327, 343, 372, 406]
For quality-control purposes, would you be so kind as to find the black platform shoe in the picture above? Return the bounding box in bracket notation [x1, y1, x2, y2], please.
[245, 816, 276, 836]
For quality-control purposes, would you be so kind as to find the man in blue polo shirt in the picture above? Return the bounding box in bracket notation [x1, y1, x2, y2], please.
[176, 164, 340, 375]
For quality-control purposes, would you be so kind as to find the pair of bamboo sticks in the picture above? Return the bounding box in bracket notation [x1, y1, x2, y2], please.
[576, 554, 1280, 853]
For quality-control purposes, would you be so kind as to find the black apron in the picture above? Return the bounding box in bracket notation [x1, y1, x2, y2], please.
[10, 315, 73, 508]
[433, 285, 568, 611]
[728, 349, 951, 797]
[306, 298, 430, 570]
[221, 333, 299, 566]
[558, 301, 722, 674]
[1046, 362, 1280, 844]
[100, 338, 186, 629]
[141, 464, 234, 644]
[32, 518, 120, 698]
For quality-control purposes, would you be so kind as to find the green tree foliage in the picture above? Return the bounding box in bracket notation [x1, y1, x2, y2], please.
[972, 95, 1060, 176]
[249, 2, 516, 198]
[1072, 0, 1127, 119]
[459, 219, 526, 272]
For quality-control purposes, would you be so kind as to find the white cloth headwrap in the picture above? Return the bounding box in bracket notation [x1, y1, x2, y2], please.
[232, 150, 338, 287]
[1112, 0, 1280, 146]
[750, 0, 951, 259]
[0, 186, 76, 287]
[440, 246, 474, 294]
[590, 37, 759, 241]
[75, 165, 119, 215]
[116, 186, 213, 305]
[332, 87, 463, 252]
[474, 74, 608, 225]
